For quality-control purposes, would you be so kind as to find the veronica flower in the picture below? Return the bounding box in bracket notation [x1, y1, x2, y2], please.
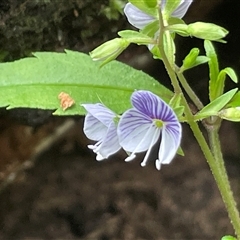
[124, 0, 193, 30]
[82, 103, 121, 161]
[117, 91, 182, 170]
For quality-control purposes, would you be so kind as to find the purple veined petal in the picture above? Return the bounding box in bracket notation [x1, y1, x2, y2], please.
[124, 3, 155, 29]
[83, 113, 108, 141]
[172, 0, 193, 18]
[118, 108, 160, 152]
[131, 90, 176, 122]
[82, 103, 116, 127]
[94, 121, 121, 161]
[156, 122, 182, 170]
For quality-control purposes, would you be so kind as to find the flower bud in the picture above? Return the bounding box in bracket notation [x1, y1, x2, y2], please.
[187, 22, 228, 41]
[90, 38, 130, 65]
[182, 48, 199, 70]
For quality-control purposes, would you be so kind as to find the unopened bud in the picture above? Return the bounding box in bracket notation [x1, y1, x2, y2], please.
[182, 48, 199, 70]
[90, 38, 130, 64]
[188, 22, 228, 41]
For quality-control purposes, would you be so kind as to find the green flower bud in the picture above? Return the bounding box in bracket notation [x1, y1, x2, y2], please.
[182, 48, 199, 70]
[90, 38, 130, 65]
[187, 22, 229, 41]
[218, 107, 240, 122]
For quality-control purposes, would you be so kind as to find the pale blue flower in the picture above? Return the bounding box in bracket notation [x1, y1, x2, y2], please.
[117, 90, 182, 170]
[124, 0, 193, 29]
[82, 103, 121, 161]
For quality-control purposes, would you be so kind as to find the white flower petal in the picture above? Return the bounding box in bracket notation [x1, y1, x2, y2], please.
[95, 121, 121, 160]
[83, 113, 108, 141]
[172, 0, 193, 18]
[82, 103, 116, 126]
[124, 3, 154, 29]
[118, 108, 160, 152]
[157, 123, 182, 168]
[82, 103, 121, 160]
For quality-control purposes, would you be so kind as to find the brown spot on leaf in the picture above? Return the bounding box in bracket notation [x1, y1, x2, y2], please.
[58, 92, 75, 111]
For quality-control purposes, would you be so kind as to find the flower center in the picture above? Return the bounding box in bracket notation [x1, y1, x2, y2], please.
[154, 119, 163, 128]
[113, 115, 121, 125]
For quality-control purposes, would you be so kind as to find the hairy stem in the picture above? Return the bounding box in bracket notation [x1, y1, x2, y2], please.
[157, 3, 240, 238]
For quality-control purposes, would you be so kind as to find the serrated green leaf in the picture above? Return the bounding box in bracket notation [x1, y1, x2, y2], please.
[0, 50, 172, 116]
[195, 88, 237, 120]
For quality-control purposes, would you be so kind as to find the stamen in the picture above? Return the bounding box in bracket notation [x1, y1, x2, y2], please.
[155, 159, 162, 170]
[88, 144, 95, 150]
[125, 154, 136, 162]
[124, 123, 156, 163]
[141, 128, 160, 167]
[96, 153, 105, 161]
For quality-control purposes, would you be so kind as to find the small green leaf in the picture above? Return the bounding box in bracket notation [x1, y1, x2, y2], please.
[195, 88, 238, 120]
[143, 0, 157, 8]
[193, 56, 209, 68]
[213, 67, 238, 100]
[118, 30, 154, 44]
[221, 67, 238, 83]
[168, 17, 185, 26]
[177, 147, 184, 156]
[226, 91, 240, 108]
[0, 51, 172, 116]
[167, 23, 189, 37]
[221, 236, 237, 240]
[163, 0, 181, 19]
[129, 0, 158, 17]
[141, 20, 159, 37]
[169, 93, 182, 108]
[174, 106, 185, 118]
[163, 30, 176, 67]
[204, 40, 219, 101]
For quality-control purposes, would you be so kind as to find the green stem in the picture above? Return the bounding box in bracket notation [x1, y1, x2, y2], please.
[157, 4, 240, 238]
[175, 67, 204, 110]
[157, 5, 181, 94]
[208, 124, 240, 238]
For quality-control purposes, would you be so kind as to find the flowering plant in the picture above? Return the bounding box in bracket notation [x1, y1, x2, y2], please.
[86, 0, 240, 239]
[0, 0, 238, 239]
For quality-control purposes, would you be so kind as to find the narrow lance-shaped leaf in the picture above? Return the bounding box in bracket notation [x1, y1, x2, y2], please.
[213, 67, 238, 100]
[0, 50, 172, 116]
[118, 30, 154, 44]
[204, 40, 219, 101]
[195, 88, 238, 120]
